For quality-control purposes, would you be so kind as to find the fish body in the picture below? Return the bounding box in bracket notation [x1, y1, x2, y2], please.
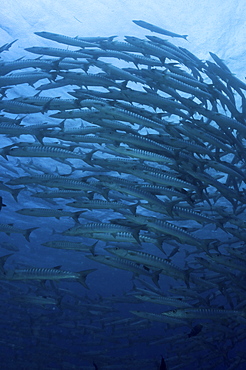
[42, 240, 96, 253]
[86, 254, 160, 286]
[16, 208, 83, 222]
[0, 72, 51, 87]
[133, 20, 188, 40]
[34, 31, 96, 47]
[3, 267, 96, 289]
[106, 247, 188, 282]
[162, 308, 246, 322]
[0, 223, 37, 241]
[25, 47, 90, 59]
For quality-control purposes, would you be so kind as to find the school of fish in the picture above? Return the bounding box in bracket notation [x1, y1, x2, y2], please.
[0, 20, 246, 369]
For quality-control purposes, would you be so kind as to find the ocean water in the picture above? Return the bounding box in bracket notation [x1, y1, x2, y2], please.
[0, 3, 246, 369]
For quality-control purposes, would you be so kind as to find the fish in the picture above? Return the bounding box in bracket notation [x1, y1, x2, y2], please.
[42, 240, 97, 254]
[15, 208, 83, 222]
[2, 265, 96, 289]
[162, 308, 246, 322]
[25, 47, 90, 59]
[86, 254, 160, 286]
[132, 20, 188, 40]
[0, 39, 18, 53]
[0, 224, 37, 241]
[106, 247, 189, 283]
[1, 20, 246, 369]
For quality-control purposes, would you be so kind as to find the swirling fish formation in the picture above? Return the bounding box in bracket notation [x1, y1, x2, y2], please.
[0, 20, 246, 369]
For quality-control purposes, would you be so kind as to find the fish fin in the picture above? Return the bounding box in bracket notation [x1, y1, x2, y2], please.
[89, 241, 98, 256]
[72, 210, 85, 223]
[151, 270, 161, 288]
[0, 253, 13, 274]
[77, 268, 97, 289]
[24, 227, 38, 242]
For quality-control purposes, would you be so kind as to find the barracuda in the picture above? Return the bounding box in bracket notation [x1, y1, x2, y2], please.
[93, 119, 136, 134]
[31, 190, 85, 199]
[43, 178, 104, 195]
[57, 71, 121, 88]
[162, 308, 246, 322]
[139, 202, 219, 226]
[16, 208, 83, 222]
[125, 37, 183, 62]
[130, 53, 163, 67]
[86, 254, 160, 286]
[87, 231, 163, 249]
[14, 96, 79, 110]
[163, 70, 209, 90]
[202, 159, 245, 180]
[122, 213, 209, 249]
[130, 310, 187, 325]
[194, 256, 239, 282]
[160, 136, 212, 157]
[34, 31, 96, 48]
[42, 240, 96, 253]
[101, 181, 169, 209]
[129, 170, 197, 190]
[167, 204, 221, 226]
[92, 102, 167, 132]
[89, 60, 145, 84]
[66, 199, 137, 215]
[224, 246, 246, 262]
[1, 144, 86, 160]
[99, 39, 142, 52]
[178, 125, 234, 155]
[98, 131, 174, 157]
[50, 107, 112, 119]
[106, 247, 188, 282]
[0, 122, 58, 140]
[0, 223, 37, 241]
[0, 59, 56, 74]
[85, 49, 135, 62]
[162, 76, 213, 101]
[137, 184, 192, 200]
[186, 169, 244, 206]
[134, 293, 192, 308]
[132, 20, 188, 40]
[205, 253, 246, 274]
[3, 266, 96, 289]
[0, 100, 44, 114]
[0, 72, 52, 87]
[6, 175, 103, 196]
[25, 47, 90, 59]
[63, 222, 141, 243]
[45, 132, 106, 144]
[106, 144, 175, 164]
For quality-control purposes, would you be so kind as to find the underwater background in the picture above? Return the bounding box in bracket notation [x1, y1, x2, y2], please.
[1, 1, 246, 369]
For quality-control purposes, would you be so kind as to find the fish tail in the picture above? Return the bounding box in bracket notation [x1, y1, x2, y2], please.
[77, 268, 97, 288]
[24, 227, 38, 242]
[0, 253, 13, 274]
[72, 210, 85, 223]
[10, 187, 23, 202]
[151, 270, 161, 288]
[89, 241, 98, 256]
